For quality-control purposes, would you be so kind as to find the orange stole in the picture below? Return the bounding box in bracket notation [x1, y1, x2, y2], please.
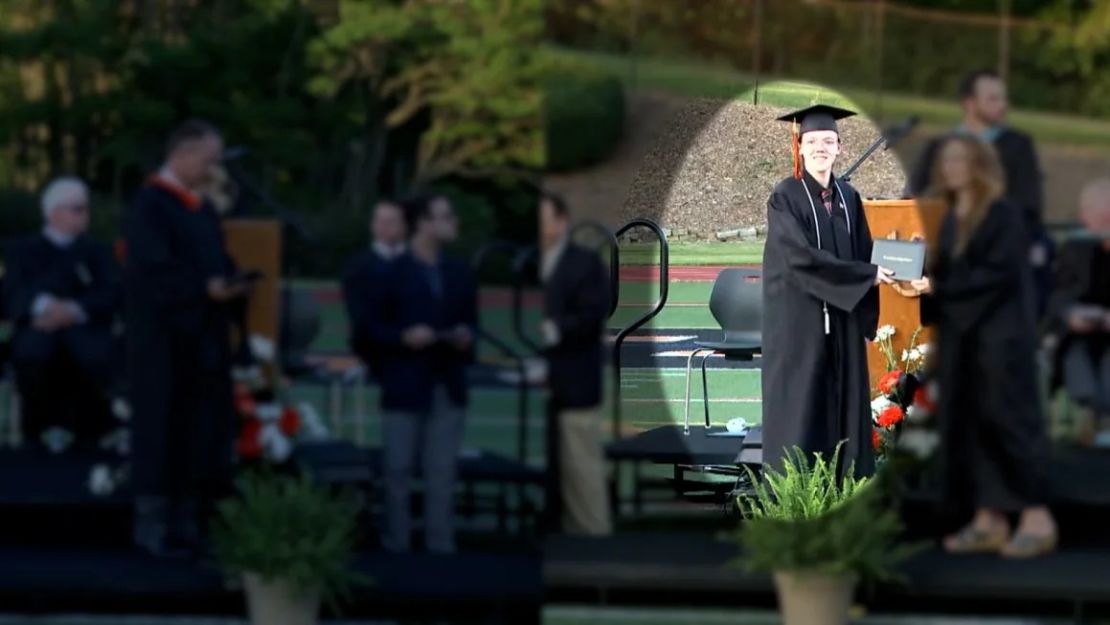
[861, 199, 946, 389]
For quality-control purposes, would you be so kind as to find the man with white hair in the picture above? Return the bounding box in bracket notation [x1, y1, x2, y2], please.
[1047, 177, 1110, 447]
[2, 176, 120, 450]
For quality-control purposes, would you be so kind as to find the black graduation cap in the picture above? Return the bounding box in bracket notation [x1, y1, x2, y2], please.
[776, 104, 857, 135]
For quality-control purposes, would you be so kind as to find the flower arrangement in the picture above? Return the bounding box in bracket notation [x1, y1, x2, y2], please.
[233, 383, 329, 465]
[871, 325, 937, 463]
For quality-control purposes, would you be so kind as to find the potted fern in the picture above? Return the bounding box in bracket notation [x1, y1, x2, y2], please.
[733, 444, 912, 625]
[211, 471, 366, 625]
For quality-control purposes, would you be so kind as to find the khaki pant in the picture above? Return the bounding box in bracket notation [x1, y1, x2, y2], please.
[558, 407, 612, 536]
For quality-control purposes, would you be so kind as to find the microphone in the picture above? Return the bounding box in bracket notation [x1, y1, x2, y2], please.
[882, 116, 920, 149]
[222, 146, 250, 161]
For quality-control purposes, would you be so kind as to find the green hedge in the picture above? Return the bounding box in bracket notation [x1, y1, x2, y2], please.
[543, 66, 625, 171]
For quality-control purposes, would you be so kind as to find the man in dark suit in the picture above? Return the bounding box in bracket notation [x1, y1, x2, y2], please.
[124, 119, 248, 556]
[367, 194, 477, 553]
[3, 177, 120, 451]
[539, 192, 612, 536]
[908, 69, 1053, 316]
[342, 198, 407, 375]
[1047, 178, 1110, 447]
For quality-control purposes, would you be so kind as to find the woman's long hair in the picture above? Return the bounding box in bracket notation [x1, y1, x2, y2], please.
[922, 133, 1005, 262]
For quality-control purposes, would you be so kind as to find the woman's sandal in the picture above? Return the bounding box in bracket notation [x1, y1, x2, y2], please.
[1000, 532, 1058, 559]
[943, 525, 1008, 554]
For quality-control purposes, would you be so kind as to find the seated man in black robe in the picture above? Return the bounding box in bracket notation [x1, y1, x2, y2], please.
[761, 105, 892, 478]
[124, 119, 248, 556]
[3, 177, 120, 451]
[1047, 178, 1110, 446]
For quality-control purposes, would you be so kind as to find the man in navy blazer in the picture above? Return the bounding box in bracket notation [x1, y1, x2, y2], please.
[341, 198, 407, 377]
[366, 194, 477, 553]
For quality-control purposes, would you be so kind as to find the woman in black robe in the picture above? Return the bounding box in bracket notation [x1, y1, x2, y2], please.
[909, 133, 1057, 558]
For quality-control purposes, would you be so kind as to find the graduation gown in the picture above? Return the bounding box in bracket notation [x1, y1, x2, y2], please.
[921, 199, 1048, 512]
[124, 179, 236, 499]
[761, 172, 880, 477]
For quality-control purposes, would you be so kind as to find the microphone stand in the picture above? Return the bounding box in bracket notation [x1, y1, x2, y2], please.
[224, 160, 313, 243]
[839, 117, 918, 185]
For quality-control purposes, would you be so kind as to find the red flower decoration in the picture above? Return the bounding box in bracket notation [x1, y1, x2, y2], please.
[872, 428, 882, 451]
[279, 407, 301, 436]
[233, 385, 257, 416]
[236, 419, 263, 459]
[913, 386, 935, 412]
[877, 405, 904, 428]
[878, 370, 903, 396]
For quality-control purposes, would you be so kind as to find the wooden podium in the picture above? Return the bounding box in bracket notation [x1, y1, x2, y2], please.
[861, 199, 945, 388]
[222, 219, 283, 384]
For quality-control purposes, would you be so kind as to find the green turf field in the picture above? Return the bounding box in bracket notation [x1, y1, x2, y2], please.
[620, 241, 764, 266]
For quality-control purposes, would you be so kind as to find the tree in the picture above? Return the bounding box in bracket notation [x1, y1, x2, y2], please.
[307, 0, 545, 191]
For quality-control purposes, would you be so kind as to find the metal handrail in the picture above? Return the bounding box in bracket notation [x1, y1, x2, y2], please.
[511, 246, 542, 355]
[609, 218, 670, 440]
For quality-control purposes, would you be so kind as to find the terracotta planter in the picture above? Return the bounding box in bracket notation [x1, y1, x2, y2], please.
[772, 570, 857, 625]
[243, 572, 321, 625]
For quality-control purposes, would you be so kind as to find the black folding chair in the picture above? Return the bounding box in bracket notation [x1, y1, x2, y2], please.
[682, 268, 762, 435]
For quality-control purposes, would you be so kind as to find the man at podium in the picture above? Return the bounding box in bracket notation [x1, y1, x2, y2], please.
[761, 104, 895, 478]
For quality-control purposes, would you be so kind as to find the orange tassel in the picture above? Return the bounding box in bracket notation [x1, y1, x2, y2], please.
[791, 122, 802, 179]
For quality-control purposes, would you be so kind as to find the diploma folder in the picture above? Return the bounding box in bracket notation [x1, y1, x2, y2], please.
[870, 239, 925, 280]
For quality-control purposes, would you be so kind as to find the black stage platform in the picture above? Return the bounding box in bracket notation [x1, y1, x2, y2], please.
[544, 531, 1110, 622]
[0, 445, 543, 623]
[0, 545, 542, 623]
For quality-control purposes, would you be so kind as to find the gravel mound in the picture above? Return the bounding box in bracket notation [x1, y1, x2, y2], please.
[621, 98, 908, 236]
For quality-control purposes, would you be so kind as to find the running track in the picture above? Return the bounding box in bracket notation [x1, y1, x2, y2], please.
[309, 264, 758, 305]
[618, 264, 759, 283]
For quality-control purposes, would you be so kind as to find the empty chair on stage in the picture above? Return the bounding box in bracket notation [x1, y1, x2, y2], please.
[2, 177, 121, 451]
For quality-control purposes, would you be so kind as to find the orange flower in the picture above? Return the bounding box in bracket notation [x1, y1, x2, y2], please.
[878, 370, 902, 396]
[877, 405, 904, 428]
[872, 428, 882, 451]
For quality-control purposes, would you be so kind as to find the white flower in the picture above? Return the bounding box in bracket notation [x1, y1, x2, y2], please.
[259, 423, 294, 463]
[41, 427, 74, 454]
[897, 429, 940, 459]
[906, 404, 930, 424]
[876, 325, 896, 341]
[88, 464, 115, 496]
[298, 402, 329, 440]
[871, 396, 894, 415]
[255, 403, 282, 422]
[111, 397, 131, 422]
[902, 347, 923, 364]
[916, 343, 930, 356]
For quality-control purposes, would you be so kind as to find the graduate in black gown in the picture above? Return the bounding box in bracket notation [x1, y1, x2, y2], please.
[761, 105, 892, 477]
[906, 133, 1057, 559]
[124, 120, 247, 556]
